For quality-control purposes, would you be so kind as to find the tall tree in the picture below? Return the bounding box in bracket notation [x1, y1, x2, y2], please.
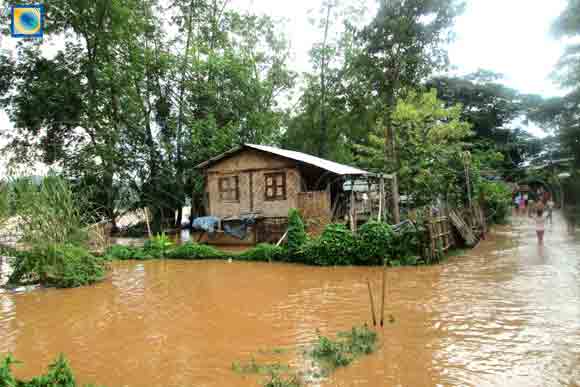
[426, 72, 544, 176]
[357, 0, 464, 173]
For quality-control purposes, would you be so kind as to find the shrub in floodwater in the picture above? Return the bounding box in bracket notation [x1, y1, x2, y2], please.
[310, 326, 377, 371]
[8, 244, 106, 288]
[164, 242, 224, 259]
[356, 221, 394, 265]
[143, 233, 173, 258]
[239, 244, 285, 262]
[104, 245, 153, 261]
[299, 223, 356, 266]
[287, 209, 307, 254]
[0, 353, 103, 387]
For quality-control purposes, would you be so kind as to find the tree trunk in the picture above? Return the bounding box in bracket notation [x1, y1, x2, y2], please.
[318, 1, 332, 158]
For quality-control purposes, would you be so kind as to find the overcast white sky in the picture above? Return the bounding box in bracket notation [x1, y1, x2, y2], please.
[0, 0, 569, 175]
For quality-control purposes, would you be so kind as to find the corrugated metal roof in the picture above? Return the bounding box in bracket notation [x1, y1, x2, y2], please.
[196, 143, 374, 176]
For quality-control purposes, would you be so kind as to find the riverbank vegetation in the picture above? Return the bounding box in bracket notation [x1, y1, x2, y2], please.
[104, 211, 427, 266]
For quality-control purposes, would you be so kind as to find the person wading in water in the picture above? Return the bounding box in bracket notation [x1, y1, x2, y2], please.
[535, 208, 546, 245]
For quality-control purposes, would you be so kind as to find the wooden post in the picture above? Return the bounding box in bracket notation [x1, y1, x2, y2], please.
[392, 174, 400, 224]
[378, 174, 384, 222]
[144, 207, 152, 237]
[350, 179, 356, 232]
[380, 265, 386, 327]
[367, 279, 377, 327]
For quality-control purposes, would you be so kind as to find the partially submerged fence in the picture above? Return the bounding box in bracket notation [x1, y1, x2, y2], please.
[424, 216, 455, 261]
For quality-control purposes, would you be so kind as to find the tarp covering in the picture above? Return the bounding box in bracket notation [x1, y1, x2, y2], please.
[223, 214, 257, 239]
[192, 216, 220, 234]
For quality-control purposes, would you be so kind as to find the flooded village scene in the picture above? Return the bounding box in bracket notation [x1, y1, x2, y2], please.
[1, 1, 580, 387]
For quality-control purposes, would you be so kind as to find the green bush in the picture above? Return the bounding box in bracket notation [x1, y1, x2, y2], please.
[357, 221, 393, 265]
[104, 245, 153, 260]
[0, 354, 103, 387]
[478, 180, 512, 224]
[300, 224, 356, 266]
[8, 245, 106, 288]
[389, 226, 423, 265]
[165, 242, 224, 259]
[286, 209, 306, 253]
[239, 244, 285, 262]
[143, 233, 174, 258]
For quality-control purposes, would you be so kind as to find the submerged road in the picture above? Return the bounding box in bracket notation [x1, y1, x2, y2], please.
[0, 212, 579, 386]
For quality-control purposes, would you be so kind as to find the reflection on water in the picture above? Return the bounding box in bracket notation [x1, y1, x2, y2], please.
[0, 212, 579, 387]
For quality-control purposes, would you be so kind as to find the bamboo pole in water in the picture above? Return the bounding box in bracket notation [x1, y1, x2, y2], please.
[380, 265, 386, 327]
[367, 279, 377, 327]
[144, 207, 152, 237]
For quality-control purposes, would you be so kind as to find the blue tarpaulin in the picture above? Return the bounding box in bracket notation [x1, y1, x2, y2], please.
[192, 216, 220, 234]
[223, 214, 258, 239]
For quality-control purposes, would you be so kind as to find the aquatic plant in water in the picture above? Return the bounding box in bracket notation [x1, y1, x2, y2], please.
[310, 326, 378, 371]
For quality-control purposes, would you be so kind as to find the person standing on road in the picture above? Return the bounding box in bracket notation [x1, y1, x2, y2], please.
[535, 208, 546, 245]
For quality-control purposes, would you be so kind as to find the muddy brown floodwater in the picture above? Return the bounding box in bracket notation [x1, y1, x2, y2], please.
[1, 212, 579, 387]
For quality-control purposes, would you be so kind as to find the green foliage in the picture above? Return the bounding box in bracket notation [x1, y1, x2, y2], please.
[310, 326, 377, 371]
[231, 358, 290, 375]
[262, 374, 302, 387]
[0, 0, 296, 231]
[300, 224, 356, 266]
[0, 354, 103, 387]
[0, 182, 9, 229]
[427, 74, 543, 174]
[389, 226, 425, 265]
[239, 244, 286, 262]
[356, 90, 473, 207]
[144, 233, 173, 258]
[8, 245, 106, 288]
[357, 221, 394, 265]
[164, 242, 223, 260]
[477, 181, 512, 224]
[104, 245, 153, 261]
[10, 176, 88, 246]
[286, 209, 307, 254]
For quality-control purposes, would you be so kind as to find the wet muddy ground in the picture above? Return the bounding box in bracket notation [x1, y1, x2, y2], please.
[1, 212, 579, 386]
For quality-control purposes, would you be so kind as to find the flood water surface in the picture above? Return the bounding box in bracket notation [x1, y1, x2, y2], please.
[1, 213, 579, 387]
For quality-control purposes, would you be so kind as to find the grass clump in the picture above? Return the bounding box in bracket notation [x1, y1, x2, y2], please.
[262, 373, 302, 387]
[239, 244, 285, 262]
[232, 358, 290, 375]
[310, 326, 377, 371]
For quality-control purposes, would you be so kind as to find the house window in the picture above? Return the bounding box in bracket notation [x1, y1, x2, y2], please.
[219, 176, 239, 202]
[265, 172, 286, 201]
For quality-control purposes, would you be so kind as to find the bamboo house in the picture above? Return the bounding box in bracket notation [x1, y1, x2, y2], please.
[195, 144, 388, 245]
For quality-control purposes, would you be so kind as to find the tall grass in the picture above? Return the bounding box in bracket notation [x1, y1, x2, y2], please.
[3, 175, 108, 288]
[11, 175, 88, 246]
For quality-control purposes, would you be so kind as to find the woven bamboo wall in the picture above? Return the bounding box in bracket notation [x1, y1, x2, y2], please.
[298, 191, 332, 237]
